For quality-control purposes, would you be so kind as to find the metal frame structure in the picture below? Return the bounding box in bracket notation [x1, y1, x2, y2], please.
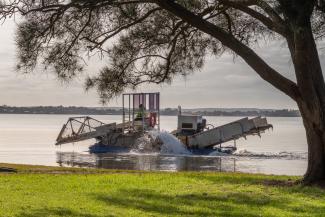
[122, 92, 160, 132]
[54, 92, 273, 153]
[56, 116, 106, 145]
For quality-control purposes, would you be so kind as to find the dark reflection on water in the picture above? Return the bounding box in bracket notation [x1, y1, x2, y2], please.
[56, 152, 237, 172]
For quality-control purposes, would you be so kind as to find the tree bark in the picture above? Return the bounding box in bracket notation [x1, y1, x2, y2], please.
[300, 109, 325, 184]
[284, 1, 325, 183]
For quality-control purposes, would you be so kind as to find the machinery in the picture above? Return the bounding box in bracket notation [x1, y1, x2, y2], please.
[177, 114, 206, 135]
[56, 92, 273, 153]
[174, 107, 273, 152]
[56, 92, 160, 150]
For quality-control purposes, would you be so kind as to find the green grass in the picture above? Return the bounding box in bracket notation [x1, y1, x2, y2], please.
[0, 163, 325, 217]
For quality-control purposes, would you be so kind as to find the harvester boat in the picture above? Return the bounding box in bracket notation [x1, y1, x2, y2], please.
[55, 92, 273, 154]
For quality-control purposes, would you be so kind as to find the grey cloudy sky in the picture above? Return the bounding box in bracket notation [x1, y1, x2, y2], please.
[0, 19, 324, 109]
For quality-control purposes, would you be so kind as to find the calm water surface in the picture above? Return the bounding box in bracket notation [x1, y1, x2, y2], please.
[0, 114, 307, 175]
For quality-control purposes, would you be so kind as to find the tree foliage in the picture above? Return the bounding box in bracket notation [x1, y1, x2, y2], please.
[2, 0, 320, 101]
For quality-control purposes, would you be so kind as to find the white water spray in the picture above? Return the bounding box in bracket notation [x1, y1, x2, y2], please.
[150, 130, 191, 155]
[132, 130, 191, 155]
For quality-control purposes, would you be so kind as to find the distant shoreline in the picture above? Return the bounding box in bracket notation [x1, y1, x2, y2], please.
[0, 113, 301, 117]
[0, 105, 300, 117]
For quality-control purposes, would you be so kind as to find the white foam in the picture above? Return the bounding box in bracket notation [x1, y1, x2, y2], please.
[233, 149, 307, 160]
[131, 133, 157, 153]
[132, 130, 191, 155]
[150, 130, 191, 155]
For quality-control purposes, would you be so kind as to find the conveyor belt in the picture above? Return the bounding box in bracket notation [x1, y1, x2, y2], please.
[187, 117, 273, 148]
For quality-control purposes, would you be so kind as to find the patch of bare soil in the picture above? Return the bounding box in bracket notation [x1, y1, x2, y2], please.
[262, 179, 325, 189]
[0, 167, 17, 173]
[309, 180, 325, 189]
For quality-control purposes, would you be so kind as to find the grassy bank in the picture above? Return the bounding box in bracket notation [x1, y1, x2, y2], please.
[0, 163, 324, 217]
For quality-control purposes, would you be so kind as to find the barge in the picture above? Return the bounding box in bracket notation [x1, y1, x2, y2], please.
[56, 92, 273, 153]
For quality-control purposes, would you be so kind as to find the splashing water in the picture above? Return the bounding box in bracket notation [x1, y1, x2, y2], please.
[150, 130, 191, 155]
[131, 133, 160, 153]
[132, 130, 191, 155]
[131, 131, 307, 159]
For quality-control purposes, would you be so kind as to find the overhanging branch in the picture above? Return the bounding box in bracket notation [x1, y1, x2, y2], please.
[219, 0, 289, 37]
[155, 0, 300, 100]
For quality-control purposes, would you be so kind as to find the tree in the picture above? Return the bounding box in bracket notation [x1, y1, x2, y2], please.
[1, 0, 325, 184]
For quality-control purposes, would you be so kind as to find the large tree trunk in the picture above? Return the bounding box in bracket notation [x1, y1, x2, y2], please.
[299, 103, 325, 184]
[294, 39, 325, 184]
[284, 1, 325, 183]
[294, 34, 325, 184]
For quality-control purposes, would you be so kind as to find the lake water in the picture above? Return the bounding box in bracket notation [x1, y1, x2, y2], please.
[0, 114, 307, 175]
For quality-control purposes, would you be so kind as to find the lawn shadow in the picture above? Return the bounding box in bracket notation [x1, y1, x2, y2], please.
[92, 186, 325, 217]
[187, 172, 325, 197]
[93, 188, 245, 216]
[16, 207, 114, 217]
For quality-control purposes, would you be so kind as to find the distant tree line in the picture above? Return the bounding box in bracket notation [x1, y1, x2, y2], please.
[0, 105, 122, 115]
[162, 108, 300, 117]
[0, 105, 300, 117]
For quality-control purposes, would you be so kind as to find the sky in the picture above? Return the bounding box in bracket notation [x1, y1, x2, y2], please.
[0, 19, 324, 109]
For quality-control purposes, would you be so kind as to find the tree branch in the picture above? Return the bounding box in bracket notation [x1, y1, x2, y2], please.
[219, 0, 289, 36]
[86, 7, 161, 50]
[155, 0, 300, 100]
